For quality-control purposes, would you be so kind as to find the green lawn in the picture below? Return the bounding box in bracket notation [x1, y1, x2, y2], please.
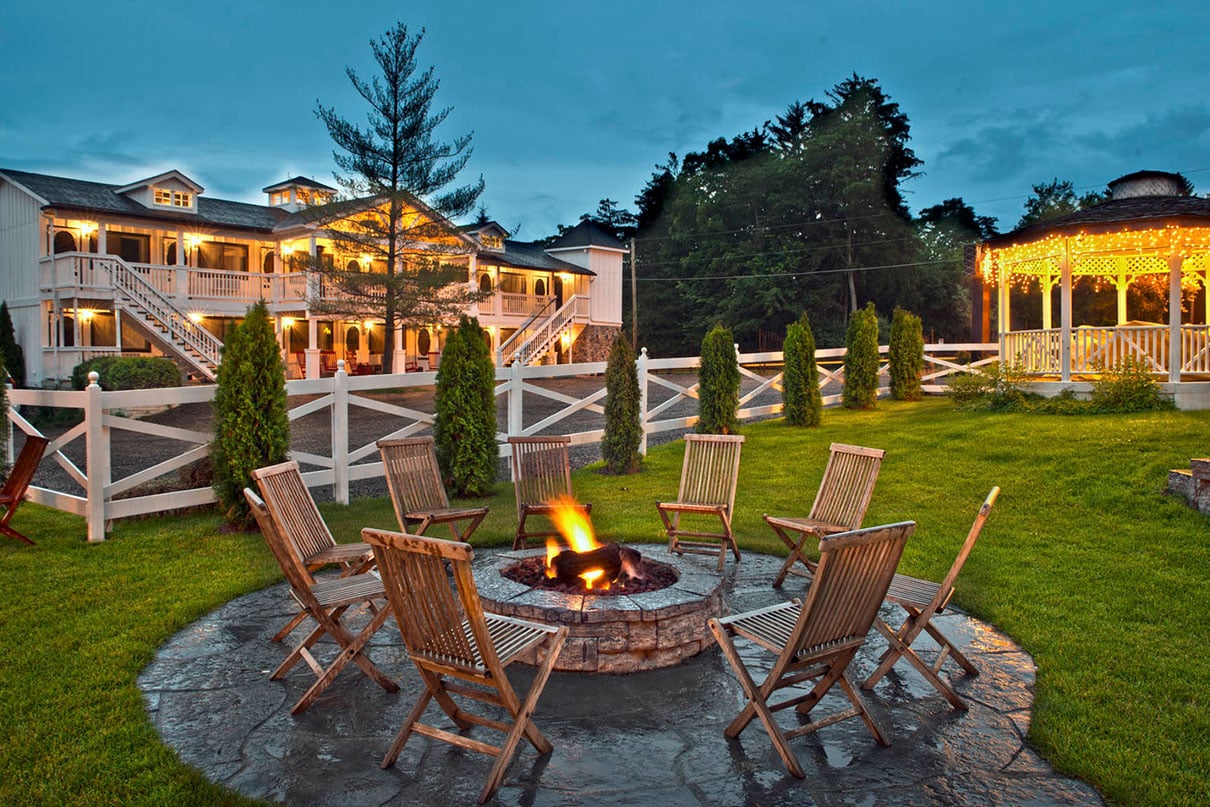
[2, 398, 1208, 805]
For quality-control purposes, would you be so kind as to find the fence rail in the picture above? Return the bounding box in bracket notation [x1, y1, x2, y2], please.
[5, 342, 996, 542]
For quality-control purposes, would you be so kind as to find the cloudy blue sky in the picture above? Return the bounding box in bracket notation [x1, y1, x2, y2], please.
[2, 1, 1208, 239]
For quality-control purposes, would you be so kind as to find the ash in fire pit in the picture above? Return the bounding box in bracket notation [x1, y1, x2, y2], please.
[502, 554, 678, 596]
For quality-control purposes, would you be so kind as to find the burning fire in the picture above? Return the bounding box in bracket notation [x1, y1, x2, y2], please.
[545, 496, 607, 589]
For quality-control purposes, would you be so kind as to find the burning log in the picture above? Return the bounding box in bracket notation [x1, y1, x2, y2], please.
[549, 543, 644, 586]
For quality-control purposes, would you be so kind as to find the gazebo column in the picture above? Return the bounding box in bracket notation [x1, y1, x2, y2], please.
[1116, 272, 1129, 325]
[1168, 254, 1183, 382]
[997, 266, 1010, 351]
[1059, 249, 1072, 382]
[1041, 274, 1052, 329]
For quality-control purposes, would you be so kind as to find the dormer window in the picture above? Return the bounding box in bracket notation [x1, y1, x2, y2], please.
[480, 234, 503, 250]
[271, 191, 289, 206]
[153, 188, 192, 208]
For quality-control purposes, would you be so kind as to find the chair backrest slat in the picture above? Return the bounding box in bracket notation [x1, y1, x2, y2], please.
[808, 443, 885, 529]
[379, 437, 451, 523]
[677, 434, 745, 510]
[790, 521, 913, 655]
[2, 435, 49, 500]
[933, 487, 1000, 609]
[363, 528, 494, 670]
[244, 488, 317, 595]
[251, 461, 335, 569]
[509, 436, 574, 512]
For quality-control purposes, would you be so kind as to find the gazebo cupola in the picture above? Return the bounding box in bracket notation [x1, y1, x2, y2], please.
[977, 170, 1210, 407]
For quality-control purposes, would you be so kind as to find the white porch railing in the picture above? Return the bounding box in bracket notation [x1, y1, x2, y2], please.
[500, 293, 553, 316]
[6, 342, 998, 542]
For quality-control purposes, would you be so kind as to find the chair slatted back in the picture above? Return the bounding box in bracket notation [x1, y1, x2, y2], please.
[244, 487, 316, 595]
[509, 436, 574, 512]
[808, 443, 885, 530]
[363, 528, 492, 672]
[2, 436, 48, 501]
[791, 521, 914, 656]
[677, 434, 745, 510]
[379, 437, 450, 518]
[933, 487, 1000, 609]
[250, 461, 334, 571]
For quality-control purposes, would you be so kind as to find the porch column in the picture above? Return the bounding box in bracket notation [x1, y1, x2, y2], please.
[174, 232, 188, 297]
[392, 324, 406, 373]
[96, 225, 107, 255]
[1169, 254, 1183, 383]
[1059, 245, 1072, 383]
[1117, 272, 1129, 325]
[306, 318, 320, 379]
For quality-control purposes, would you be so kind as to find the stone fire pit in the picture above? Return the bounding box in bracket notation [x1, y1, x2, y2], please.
[474, 544, 725, 673]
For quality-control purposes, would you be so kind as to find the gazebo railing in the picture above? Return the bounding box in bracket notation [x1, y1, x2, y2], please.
[1181, 325, 1210, 373]
[1004, 329, 1062, 373]
[1006, 324, 1210, 375]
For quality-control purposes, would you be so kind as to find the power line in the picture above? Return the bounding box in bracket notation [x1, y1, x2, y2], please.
[634, 258, 956, 283]
[633, 233, 922, 272]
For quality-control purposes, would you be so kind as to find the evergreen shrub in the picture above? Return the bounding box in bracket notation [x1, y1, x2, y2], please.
[0, 302, 25, 388]
[782, 314, 821, 426]
[888, 307, 924, 401]
[71, 357, 181, 391]
[211, 301, 290, 528]
[843, 303, 880, 409]
[601, 332, 642, 473]
[434, 316, 497, 496]
[697, 324, 740, 434]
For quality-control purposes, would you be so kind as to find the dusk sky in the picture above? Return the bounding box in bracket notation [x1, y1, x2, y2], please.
[2, 1, 1208, 240]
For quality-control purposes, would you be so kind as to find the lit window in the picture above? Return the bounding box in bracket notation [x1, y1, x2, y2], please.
[480, 234, 503, 249]
[154, 188, 172, 205]
[153, 188, 192, 208]
[173, 191, 191, 207]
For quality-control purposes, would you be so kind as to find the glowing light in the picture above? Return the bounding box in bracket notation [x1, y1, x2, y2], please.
[185, 234, 203, 248]
[188, 312, 204, 324]
[77, 308, 95, 322]
[280, 244, 295, 256]
[561, 332, 572, 349]
[78, 222, 97, 236]
[363, 319, 375, 330]
[281, 317, 294, 328]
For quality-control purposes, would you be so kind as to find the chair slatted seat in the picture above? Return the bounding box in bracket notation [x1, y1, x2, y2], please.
[508, 436, 591, 550]
[862, 487, 1000, 710]
[0, 435, 49, 545]
[244, 488, 398, 715]
[764, 443, 885, 587]
[658, 433, 745, 572]
[250, 460, 374, 642]
[710, 521, 915, 778]
[362, 527, 567, 804]
[378, 437, 488, 541]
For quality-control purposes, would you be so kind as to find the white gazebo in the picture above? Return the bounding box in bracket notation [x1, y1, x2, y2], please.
[977, 170, 1210, 409]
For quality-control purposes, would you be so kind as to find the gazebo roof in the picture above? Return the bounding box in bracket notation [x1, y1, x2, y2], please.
[987, 194, 1210, 249]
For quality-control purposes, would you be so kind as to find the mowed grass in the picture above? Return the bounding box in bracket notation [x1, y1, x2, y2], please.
[2, 398, 1209, 805]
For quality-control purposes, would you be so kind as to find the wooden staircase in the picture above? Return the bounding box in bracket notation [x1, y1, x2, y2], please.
[496, 295, 589, 367]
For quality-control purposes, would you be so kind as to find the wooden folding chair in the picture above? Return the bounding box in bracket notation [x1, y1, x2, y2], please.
[244, 488, 399, 714]
[250, 460, 374, 642]
[508, 435, 591, 550]
[658, 433, 745, 572]
[362, 527, 567, 804]
[862, 487, 1000, 709]
[0, 435, 49, 545]
[377, 437, 488, 541]
[764, 443, 885, 587]
[710, 521, 914, 778]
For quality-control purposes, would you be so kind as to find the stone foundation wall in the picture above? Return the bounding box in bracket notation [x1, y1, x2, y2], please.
[570, 325, 620, 363]
[1167, 458, 1210, 514]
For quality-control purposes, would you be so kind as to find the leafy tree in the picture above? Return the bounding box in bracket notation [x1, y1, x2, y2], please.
[582, 199, 638, 242]
[782, 314, 821, 426]
[1016, 179, 1106, 229]
[212, 301, 290, 528]
[913, 197, 998, 342]
[433, 316, 496, 496]
[768, 101, 811, 151]
[843, 303, 880, 409]
[601, 332, 642, 473]
[697, 325, 740, 434]
[0, 302, 26, 388]
[314, 22, 486, 373]
[888, 308, 924, 401]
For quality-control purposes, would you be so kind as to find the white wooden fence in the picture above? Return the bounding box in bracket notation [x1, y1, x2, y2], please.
[5, 342, 996, 542]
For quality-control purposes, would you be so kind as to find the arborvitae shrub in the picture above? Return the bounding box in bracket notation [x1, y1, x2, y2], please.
[212, 301, 290, 527]
[697, 324, 740, 434]
[888, 308, 924, 401]
[434, 316, 497, 496]
[602, 332, 642, 473]
[783, 314, 821, 426]
[71, 356, 181, 390]
[0, 302, 25, 389]
[843, 302, 880, 410]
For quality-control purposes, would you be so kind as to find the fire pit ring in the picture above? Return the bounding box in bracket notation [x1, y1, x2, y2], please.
[474, 545, 725, 674]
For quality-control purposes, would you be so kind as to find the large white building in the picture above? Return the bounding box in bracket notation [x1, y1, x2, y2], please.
[0, 167, 625, 387]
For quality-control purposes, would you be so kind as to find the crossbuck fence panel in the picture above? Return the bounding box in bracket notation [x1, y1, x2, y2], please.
[5, 343, 995, 542]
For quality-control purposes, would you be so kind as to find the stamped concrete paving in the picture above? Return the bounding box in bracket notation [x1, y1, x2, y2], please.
[139, 550, 1103, 806]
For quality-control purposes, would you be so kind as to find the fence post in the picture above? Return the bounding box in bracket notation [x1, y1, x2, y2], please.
[637, 347, 649, 456]
[332, 361, 349, 505]
[508, 360, 524, 440]
[84, 372, 108, 542]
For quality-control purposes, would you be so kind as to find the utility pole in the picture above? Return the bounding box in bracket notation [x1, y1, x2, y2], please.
[629, 237, 638, 348]
[846, 221, 858, 314]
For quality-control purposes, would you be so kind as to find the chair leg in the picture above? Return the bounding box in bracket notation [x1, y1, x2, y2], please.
[271, 609, 308, 643]
[382, 687, 435, 769]
[866, 619, 967, 710]
[291, 604, 399, 715]
[837, 671, 890, 746]
[0, 520, 35, 546]
[862, 612, 921, 690]
[922, 619, 979, 676]
[772, 532, 812, 588]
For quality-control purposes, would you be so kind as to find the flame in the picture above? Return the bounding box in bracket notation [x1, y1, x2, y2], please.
[544, 495, 608, 589]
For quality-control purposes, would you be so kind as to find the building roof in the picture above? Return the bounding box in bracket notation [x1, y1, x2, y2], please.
[0, 168, 287, 232]
[986, 194, 1210, 248]
[262, 176, 338, 193]
[478, 239, 594, 275]
[546, 219, 627, 251]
